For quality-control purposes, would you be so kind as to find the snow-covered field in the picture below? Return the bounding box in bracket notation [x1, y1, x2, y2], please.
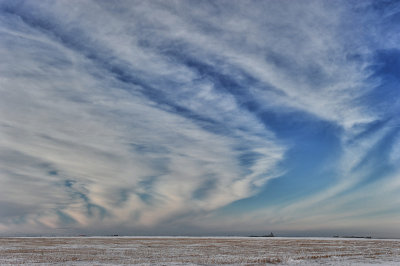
[0, 237, 399, 265]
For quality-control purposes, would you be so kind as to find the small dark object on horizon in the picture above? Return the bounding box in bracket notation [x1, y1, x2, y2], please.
[263, 232, 274, 237]
[338, 235, 372, 239]
[249, 232, 274, 237]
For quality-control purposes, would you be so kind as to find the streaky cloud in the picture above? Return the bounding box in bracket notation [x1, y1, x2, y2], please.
[0, 0, 400, 237]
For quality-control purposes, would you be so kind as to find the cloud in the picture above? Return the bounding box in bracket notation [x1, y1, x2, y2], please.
[0, 0, 399, 236]
[0, 0, 286, 234]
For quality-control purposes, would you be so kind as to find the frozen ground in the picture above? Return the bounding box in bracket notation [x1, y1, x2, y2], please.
[0, 237, 399, 265]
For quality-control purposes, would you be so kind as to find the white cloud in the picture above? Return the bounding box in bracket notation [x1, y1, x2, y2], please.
[0, 1, 285, 234]
[0, 0, 398, 235]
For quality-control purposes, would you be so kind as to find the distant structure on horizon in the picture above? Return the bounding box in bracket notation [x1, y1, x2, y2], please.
[263, 232, 274, 237]
[333, 235, 372, 239]
[249, 232, 275, 237]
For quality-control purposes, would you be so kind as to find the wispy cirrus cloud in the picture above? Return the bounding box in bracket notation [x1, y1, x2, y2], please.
[0, 0, 399, 236]
[0, 0, 285, 234]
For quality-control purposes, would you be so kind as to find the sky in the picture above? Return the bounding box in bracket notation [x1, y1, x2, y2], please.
[0, 0, 400, 238]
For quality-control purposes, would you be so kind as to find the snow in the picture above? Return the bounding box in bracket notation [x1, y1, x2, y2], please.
[0, 237, 399, 265]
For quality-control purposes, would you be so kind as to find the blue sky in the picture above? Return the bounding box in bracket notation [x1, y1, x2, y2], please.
[0, 0, 399, 237]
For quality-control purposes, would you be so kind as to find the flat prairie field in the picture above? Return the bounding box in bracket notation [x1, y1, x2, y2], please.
[0, 237, 399, 265]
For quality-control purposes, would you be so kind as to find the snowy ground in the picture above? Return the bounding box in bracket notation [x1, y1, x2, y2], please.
[0, 237, 399, 265]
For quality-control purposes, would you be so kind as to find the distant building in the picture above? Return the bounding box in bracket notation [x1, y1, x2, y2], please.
[264, 232, 274, 237]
